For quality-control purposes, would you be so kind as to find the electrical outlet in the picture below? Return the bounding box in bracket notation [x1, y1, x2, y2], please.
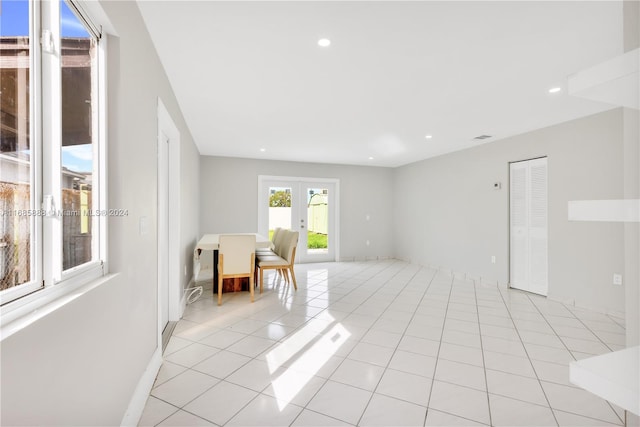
[491, 256, 496, 264]
[366, 240, 370, 246]
[613, 274, 623, 286]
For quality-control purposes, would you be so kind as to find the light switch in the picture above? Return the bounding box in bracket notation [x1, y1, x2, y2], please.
[139, 216, 149, 235]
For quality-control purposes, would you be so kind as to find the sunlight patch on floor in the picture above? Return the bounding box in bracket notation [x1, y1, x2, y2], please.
[270, 323, 351, 411]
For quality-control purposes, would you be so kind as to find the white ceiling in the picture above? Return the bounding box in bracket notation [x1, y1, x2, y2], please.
[137, 1, 623, 167]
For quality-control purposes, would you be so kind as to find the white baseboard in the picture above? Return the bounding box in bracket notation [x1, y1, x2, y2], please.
[120, 348, 162, 427]
[547, 294, 626, 320]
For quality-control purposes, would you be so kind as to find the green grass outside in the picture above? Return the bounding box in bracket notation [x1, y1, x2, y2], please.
[269, 229, 328, 249]
[307, 232, 328, 249]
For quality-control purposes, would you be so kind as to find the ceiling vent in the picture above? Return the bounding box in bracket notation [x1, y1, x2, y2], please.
[473, 135, 492, 140]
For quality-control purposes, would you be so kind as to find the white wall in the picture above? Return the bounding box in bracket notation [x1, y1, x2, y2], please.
[0, 1, 200, 424]
[623, 0, 640, 349]
[181, 134, 201, 292]
[624, 107, 639, 346]
[394, 109, 627, 316]
[200, 156, 394, 261]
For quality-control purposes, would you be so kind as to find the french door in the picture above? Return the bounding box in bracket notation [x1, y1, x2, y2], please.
[510, 157, 548, 296]
[258, 176, 339, 263]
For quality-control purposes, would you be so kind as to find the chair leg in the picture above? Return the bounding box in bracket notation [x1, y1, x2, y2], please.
[217, 275, 223, 306]
[282, 268, 290, 284]
[259, 268, 264, 294]
[289, 266, 297, 290]
[250, 273, 254, 303]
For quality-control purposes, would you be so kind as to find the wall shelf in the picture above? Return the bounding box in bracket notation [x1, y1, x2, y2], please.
[568, 48, 639, 109]
[570, 346, 640, 416]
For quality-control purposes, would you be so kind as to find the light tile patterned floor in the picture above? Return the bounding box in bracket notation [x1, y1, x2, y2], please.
[139, 260, 627, 427]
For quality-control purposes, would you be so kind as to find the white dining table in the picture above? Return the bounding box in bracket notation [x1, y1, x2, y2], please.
[193, 233, 272, 291]
[194, 233, 271, 254]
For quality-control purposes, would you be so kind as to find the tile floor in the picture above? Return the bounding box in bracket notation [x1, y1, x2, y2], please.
[139, 260, 627, 427]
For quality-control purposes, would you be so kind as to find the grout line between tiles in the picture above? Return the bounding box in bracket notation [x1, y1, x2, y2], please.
[552, 301, 617, 353]
[496, 287, 560, 427]
[525, 296, 626, 426]
[154, 264, 379, 426]
[145, 261, 628, 427]
[423, 271, 456, 426]
[605, 313, 626, 329]
[353, 266, 437, 426]
[472, 277, 493, 427]
[287, 259, 408, 427]
[142, 398, 182, 427]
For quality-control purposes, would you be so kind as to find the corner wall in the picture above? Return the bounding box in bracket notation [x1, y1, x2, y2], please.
[393, 109, 626, 316]
[199, 156, 394, 261]
[623, 0, 640, 349]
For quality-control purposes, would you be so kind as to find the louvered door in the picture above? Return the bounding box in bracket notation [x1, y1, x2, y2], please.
[510, 157, 548, 296]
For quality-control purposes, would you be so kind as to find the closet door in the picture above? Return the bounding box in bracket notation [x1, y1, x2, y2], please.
[510, 157, 548, 296]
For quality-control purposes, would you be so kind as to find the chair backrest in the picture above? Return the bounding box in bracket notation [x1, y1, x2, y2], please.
[270, 227, 282, 250]
[219, 234, 255, 275]
[281, 231, 299, 264]
[271, 227, 282, 243]
[273, 228, 289, 257]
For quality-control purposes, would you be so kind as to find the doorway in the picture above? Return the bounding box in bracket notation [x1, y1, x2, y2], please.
[509, 157, 548, 296]
[258, 176, 339, 263]
[158, 129, 169, 332]
[157, 99, 181, 351]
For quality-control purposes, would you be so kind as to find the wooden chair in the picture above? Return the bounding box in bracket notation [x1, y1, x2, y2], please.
[256, 227, 281, 255]
[217, 234, 256, 305]
[256, 230, 299, 293]
[256, 227, 287, 279]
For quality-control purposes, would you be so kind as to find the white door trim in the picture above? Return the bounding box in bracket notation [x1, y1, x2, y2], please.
[158, 127, 169, 334]
[157, 98, 182, 351]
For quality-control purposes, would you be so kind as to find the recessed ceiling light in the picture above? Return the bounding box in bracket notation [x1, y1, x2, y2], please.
[368, 156, 374, 160]
[425, 135, 433, 139]
[548, 87, 562, 94]
[260, 148, 266, 152]
[318, 38, 331, 47]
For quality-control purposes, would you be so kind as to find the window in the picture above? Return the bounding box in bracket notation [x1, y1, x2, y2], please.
[0, 0, 105, 308]
[60, 0, 97, 271]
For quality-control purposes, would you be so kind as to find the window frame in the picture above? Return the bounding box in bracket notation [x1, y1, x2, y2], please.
[0, 0, 43, 306]
[0, 0, 108, 318]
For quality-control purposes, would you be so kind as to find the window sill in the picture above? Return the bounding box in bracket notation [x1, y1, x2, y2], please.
[0, 272, 119, 342]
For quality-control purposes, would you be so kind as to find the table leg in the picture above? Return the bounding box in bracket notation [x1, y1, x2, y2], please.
[213, 249, 218, 294]
[212, 249, 251, 294]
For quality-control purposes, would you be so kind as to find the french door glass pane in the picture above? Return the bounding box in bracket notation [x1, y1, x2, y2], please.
[60, 0, 96, 270]
[268, 186, 291, 238]
[0, 0, 32, 290]
[306, 188, 328, 252]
